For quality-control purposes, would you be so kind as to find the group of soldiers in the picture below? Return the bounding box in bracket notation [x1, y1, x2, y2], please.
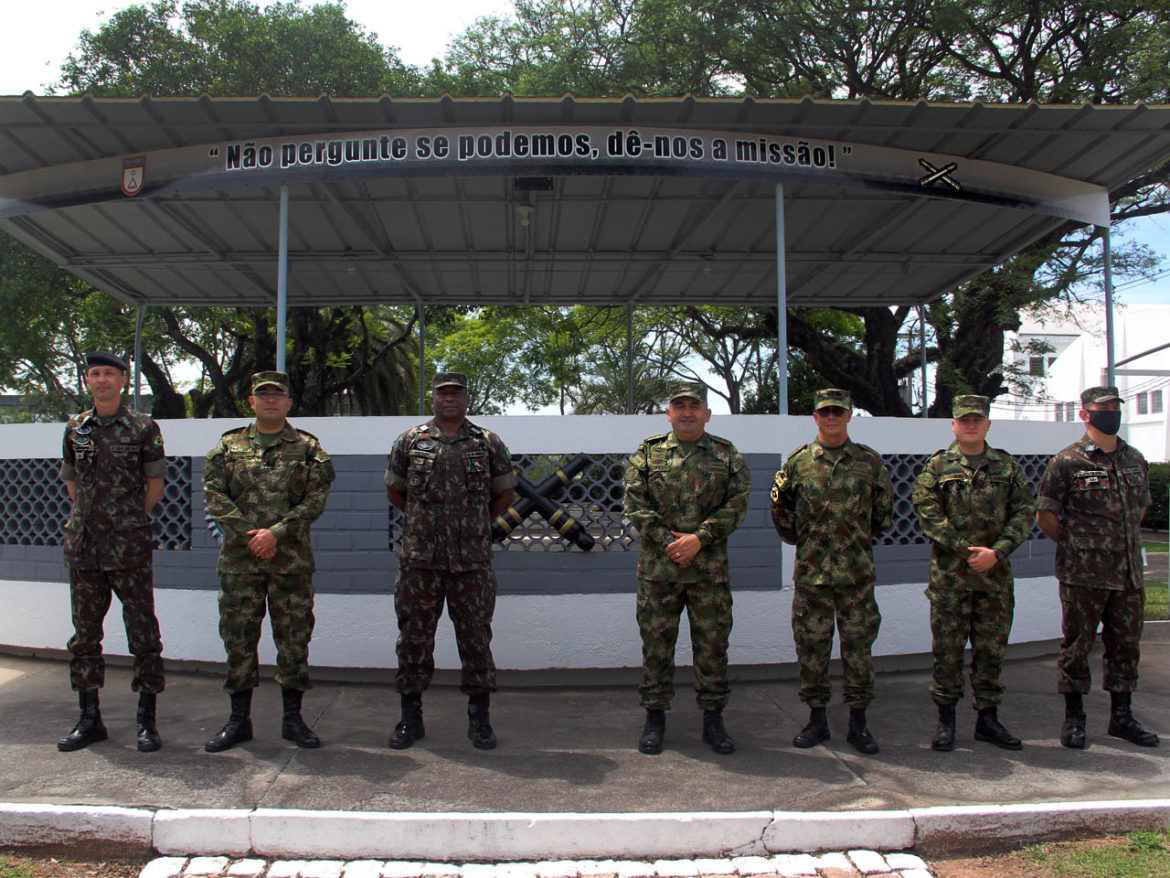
[56, 352, 1158, 759]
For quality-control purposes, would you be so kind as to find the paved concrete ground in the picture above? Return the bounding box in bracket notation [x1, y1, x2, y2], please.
[2, 627, 1169, 816]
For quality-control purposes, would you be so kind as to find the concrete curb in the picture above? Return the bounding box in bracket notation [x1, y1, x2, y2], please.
[4, 800, 1170, 860]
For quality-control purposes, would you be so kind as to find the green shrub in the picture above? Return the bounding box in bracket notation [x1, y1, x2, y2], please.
[1148, 462, 1169, 531]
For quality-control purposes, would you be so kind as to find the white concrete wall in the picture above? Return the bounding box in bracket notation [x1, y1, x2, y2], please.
[0, 574, 1061, 672]
[0, 414, 1079, 672]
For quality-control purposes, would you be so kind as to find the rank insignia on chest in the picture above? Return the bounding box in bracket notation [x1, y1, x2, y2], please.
[1078, 469, 1108, 486]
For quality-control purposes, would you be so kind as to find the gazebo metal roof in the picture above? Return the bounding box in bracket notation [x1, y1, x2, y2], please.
[1, 94, 1169, 310]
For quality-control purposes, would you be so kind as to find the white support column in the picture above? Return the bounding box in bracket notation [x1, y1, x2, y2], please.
[919, 304, 928, 417]
[276, 185, 290, 373]
[1102, 223, 1116, 387]
[626, 304, 634, 414]
[416, 300, 427, 415]
[775, 185, 788, 415]
[133, 305, 146, 412]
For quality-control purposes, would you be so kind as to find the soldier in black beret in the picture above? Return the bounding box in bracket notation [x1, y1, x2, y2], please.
[58, 351, 167, 752]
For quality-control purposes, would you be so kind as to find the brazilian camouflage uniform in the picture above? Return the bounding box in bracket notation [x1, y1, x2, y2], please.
[912, 433, 1033, 710]
[61, 405, 167, 694]
[385, 419, 516, 696]
[1037, 429, 1151, 696]
[771, 433, 893, 709]
[624, 428, 751, 711]
[203, 421, 335, 693]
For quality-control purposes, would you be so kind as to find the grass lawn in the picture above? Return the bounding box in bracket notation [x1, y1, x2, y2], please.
[1144, 538, 1169, 553]
[1147, 578, 1169, 620]
[933, 829, 1170, 877]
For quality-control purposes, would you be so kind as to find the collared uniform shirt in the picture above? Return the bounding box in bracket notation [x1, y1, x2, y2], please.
[911, 442, 1034, 593]
[1036, 435, 1151, 590]
[385, 419, 516, 572]
[770, 438, 893, 586]
[624, 431, 751, 584]
[203, 422, 335, 575]
[61, 405, 166, 570]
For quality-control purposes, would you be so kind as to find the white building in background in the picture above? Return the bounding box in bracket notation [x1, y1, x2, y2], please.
[998, 303, 1170, 462]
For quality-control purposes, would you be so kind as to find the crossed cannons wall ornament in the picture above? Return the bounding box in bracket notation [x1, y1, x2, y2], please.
[492, 454, 597, 550]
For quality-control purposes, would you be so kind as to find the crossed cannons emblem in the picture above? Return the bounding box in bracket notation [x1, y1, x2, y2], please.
[492, 454, 597, 551]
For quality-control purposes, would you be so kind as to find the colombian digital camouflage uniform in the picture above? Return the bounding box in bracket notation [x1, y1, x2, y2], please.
[624, 432, 751, 711]
[203, 422, 335, 693]
[771, 439, 893, 709]
[1037, 435, 1151, 695]
[912, 442, 1033, 710]
[61, 405, 167, 694]
[385, 419, 516, 696]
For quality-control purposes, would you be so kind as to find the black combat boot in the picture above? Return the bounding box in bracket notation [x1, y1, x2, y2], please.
[846, 707, 879, 754]
[136, 691, 161, 752]
[467, 692, 497, 750]
[638, 708, 666, 755]
[58, 690, 108, 752]
[205, 689, 254, 752]
[931, 703, 956, 752]
[388, 694, 425, 749]
[1108, 691, 1159, 747]
[793, 706, 830, 748]
[1060, 692, 1087, 749]
[281, 687, 321, 748]
[974, 706, 1022, 750]
[702, 708, 736, 755]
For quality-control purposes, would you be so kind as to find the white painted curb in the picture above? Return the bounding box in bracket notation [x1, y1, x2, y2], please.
[910, 800, 1170, 849]
[3, 800, 1170, 859]
[0, 803, 152, 848]
[763, 811, 916, 853]
[248, 811, 775, 861]
[155, 810, 253, 857]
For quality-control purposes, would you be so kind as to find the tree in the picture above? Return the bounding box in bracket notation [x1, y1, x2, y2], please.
[6, 0, 431, 418]
[435, 0, 1170, 413]
[59, 0, 422, 97]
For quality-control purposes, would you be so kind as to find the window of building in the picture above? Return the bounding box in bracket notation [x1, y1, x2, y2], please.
[1029, 356, 1045, 376]
[1138, 392, 1149, 415]
[1153, 390, 1164, 414]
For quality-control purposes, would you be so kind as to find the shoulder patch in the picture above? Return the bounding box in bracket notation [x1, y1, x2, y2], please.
[784, 442, 811, 463]
[220, 425, 248, 438]
[643, 432, 670, 443]
[295, 428, 320, 443]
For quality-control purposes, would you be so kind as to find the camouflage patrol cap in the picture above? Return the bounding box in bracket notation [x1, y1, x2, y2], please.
[251, 371, 290, 393]
[86, 350, 128, 373]
[668, 381, 707, 402]
[432, 372, 469, 390]
[953, 394, 990, 418]
[1081, 385, 1123, 406]
[813, 388, 852, 411]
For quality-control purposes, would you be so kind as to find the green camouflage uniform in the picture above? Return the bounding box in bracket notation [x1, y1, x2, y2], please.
[771, 439, 893, 708]
[912, 442, 1033, 709]
[61, 405, 167, 694]
[203, 422, 335, 693]
[1037, 435, 1151, 694]
[624, 431, 750, 710]
[385, 419, 516, 696]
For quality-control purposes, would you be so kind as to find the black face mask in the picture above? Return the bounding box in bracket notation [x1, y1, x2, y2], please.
[1087, 409, 1122, 436]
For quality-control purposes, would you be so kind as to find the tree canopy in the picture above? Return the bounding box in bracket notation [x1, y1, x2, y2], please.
[2, 0, 1168, 418]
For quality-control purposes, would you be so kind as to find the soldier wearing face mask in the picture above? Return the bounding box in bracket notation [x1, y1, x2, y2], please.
[1036, 386, 1157, 750]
